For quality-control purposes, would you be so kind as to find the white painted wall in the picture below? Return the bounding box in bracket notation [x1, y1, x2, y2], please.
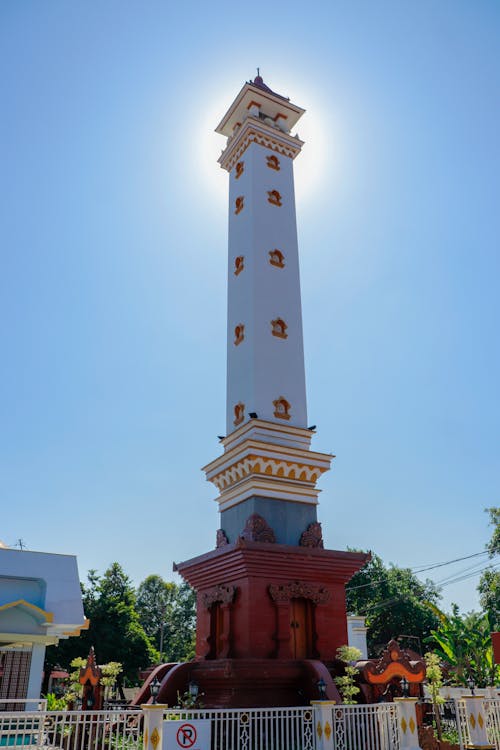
[226, 141, 308, 435]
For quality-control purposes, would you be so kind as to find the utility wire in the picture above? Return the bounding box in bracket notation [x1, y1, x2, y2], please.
[346, 550, 488, 592]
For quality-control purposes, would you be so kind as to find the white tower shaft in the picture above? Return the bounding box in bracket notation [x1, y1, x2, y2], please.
[226, 140, 307, 435]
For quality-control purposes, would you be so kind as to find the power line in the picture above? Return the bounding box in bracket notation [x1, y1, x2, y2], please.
[346, 550, 488, 592]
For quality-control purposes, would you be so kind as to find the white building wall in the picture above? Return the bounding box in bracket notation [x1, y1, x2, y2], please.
[347, 615, 368, 659]
[226, 141, 307, 435]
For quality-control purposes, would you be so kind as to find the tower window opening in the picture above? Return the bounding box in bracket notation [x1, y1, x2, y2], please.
[269, 249, 285, 268]
[235, 196, 244, 214]
[271, 318, 288, 339]
[233, 402, 245, 426]
[234, 324, 245, 346]
[234, 256, 245, 276]
[266, 155, 280, 171]
[267, 190, 282, 207]
[273, 397, 291, 421]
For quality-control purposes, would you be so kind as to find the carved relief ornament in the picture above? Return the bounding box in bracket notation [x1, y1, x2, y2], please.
[299, 522, 324, 548]
[216, 529, 229, 548]
[202, 584, 236, 609]
[268, 581, 331, 605]
[240, 513, 276, 543]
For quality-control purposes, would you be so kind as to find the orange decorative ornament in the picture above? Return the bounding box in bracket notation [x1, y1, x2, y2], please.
[235, 196, 244, 214]
[234, 324, 245, 345]
[267, 190, 282, 207]
[233, 402, 245, 426]
[269, 249, 285, 268]
[234, 256, 244, 275]
[266, 154, 280, 171]
[271, 318, 288, 339]
[273, 397, 291, 420]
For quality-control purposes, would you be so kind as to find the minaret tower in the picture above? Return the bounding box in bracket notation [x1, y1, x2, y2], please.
[203, 75, 332, 547]
[173, 76, 368, 709]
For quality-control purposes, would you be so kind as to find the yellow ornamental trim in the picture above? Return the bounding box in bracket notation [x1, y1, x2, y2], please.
[324, 722, 332, 740]
[316, 721, 323, 738]
[150, 727, 160, 750]
[409, 717, 416, 734]
[469, 713, 476, 729]
[478, 712, 484, 729]
[401, 717, 407, 734]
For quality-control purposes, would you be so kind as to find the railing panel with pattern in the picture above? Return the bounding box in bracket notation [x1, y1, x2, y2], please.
[0, 710, 142, 750]
[0, 703, 402, 750]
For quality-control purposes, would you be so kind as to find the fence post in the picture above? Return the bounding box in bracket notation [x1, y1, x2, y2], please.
[141, 704, 167, 750]
[394, 698, 421, 750]
[311, 701, 335, 750]
[459, 695, 494, 749]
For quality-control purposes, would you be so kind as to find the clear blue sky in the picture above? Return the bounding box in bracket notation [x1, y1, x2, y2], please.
[1, 1, 498, 615]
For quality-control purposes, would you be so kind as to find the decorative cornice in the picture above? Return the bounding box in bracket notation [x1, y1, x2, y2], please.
[300, 522, 324, 549]
[268, 581, 331, 605]
[201, 584, 236, 609]
[219, 118, 303, 172]
[240, 513, 276, 543]
[211, 454, 326, 491]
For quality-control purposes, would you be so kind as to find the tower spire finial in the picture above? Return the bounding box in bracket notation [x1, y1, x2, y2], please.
[257, 67, 260, 77]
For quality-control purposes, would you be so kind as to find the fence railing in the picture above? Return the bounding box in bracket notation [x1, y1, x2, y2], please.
[0, 703, 403, 750]
[0, 698, 47, 712]
[0, 710, 142, 750]
[456, 696, 500, 750]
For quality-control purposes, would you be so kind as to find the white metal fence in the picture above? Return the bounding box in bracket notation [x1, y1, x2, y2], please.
[0, 710, 142, 750]
[0, 703, 402, 750]
[456, 697, 500, 750]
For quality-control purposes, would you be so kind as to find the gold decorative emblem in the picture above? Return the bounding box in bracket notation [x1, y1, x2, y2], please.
[233, 402, 245, 426]
[273, 396, 291, 420]
[150, 727, 160, 750]
[269, 249, 285, 268]
[234, 324, 245, 346]
[478, 712, 484, 729]
[409, 717, 415, 734]
[401, 717, 407, 734]
[266, 154, 280, 171]
[234, 256, 244, 275]
[271, 318, 288, 339]
[469, 713, 476, 729]
[324, 722, 332, 740]
[316, 721, 323, 738]
[267, 190, 282, 207]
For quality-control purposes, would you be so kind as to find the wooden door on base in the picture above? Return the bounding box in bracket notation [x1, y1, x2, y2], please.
[289, 598, 314, 659]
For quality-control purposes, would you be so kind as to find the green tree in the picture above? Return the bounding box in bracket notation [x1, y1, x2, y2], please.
[478, 507, 500, 628]
[345, 553, 441, 656]
[424, 652, 445, 740]
[136, 577, 196, 663]
[45, 563, 156, 686]
[428, 604, 499, 687]
[334, 646, 362, 704]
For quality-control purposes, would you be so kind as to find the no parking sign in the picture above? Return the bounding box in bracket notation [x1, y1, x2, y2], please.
[163, 720, 211, 750]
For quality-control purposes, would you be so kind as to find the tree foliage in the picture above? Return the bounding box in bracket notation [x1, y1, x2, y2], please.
[345, 553, 441, 656]
[428, 604, 499, 687]
[334, 646, 362, 704]
[478, 507, 500, 628]
[46, 563, 156, 685]
[45, 564, 196, 688]
[136, 576, 196, 662]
